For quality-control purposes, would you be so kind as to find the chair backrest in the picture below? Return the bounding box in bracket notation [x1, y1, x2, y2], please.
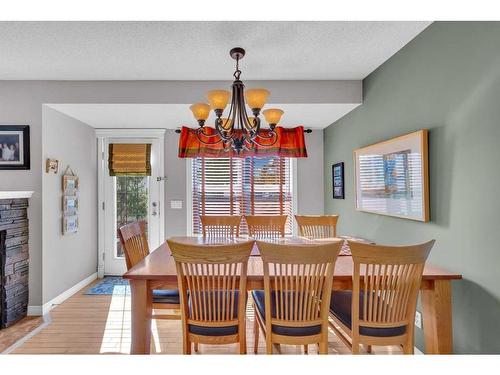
[349, 240, 435, 332]
[200, 215, 242, 238]
[245, 215, 287, 239]
[295, 215, 339, 238]
[257, 239, 343, 329]
[167, 239, 254, 329]
[117, 220, 149, 270]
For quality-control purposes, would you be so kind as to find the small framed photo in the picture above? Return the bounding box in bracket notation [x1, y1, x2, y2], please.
[63, 195, 79, 214]
[0, 125, 30, 170]
[63, 215, 79, 235]
[332, 162, 345, 199]
[63, 175, 79, 194]
[46, 158, 59, 174]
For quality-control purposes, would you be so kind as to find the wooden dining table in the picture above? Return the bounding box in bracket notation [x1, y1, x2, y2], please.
[123, 236, 462, 355]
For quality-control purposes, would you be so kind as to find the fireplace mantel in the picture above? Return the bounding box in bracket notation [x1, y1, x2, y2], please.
[0, 191, 34, 199]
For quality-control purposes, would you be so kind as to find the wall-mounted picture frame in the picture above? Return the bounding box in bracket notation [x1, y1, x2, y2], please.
[0, 125, 30, 170]
[332, 162, 344, 199]
[62, 195, 79, 215]
[46, 158, 59, 174]
[63, 174, 79, 194]
[62, 215, 79, 235]
[354, 129, 429, 222]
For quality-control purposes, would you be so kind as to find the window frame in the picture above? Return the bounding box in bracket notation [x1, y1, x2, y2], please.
[186, 157, 297, 236]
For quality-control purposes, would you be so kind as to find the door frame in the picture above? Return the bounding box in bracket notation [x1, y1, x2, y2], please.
[96, 129, 165, 278]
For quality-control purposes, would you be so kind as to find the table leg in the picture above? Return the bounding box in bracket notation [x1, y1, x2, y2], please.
[421, 279, 453, 354]
[130, 279, 152, 354]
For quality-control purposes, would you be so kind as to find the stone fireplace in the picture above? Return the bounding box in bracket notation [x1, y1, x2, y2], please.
[0, 193, 31, 329]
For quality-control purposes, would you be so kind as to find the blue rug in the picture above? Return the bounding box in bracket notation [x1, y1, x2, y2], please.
[84, 277, 130, 295]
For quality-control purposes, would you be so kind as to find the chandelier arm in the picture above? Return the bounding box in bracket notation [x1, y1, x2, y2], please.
[248, 131, 279, 147]
[195, 129, 224, 145]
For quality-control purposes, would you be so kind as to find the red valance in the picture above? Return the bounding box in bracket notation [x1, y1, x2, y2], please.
[178, 126, 308, 158]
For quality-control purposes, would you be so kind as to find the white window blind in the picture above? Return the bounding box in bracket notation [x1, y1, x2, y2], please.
[191, 156, 293, 235]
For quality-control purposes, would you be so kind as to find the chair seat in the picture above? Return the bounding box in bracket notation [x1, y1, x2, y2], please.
[188, 291, 240, 337]
[330, 291, 407, 337]
[152, 289, 180, 305]
[252, 290, 322, 337]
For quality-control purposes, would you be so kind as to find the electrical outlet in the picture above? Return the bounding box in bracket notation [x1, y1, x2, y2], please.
[414, 310, 422, 329]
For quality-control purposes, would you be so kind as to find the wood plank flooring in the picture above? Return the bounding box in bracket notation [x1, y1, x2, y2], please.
[0, 316, 44, 353]
[11, 281, 402, 354]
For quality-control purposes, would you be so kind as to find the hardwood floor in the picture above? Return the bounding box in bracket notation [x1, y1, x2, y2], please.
[11, 281, 402, 354]
[0, 316, 45, 353]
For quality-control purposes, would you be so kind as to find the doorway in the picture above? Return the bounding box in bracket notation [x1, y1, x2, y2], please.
[97, 130, 165, 276]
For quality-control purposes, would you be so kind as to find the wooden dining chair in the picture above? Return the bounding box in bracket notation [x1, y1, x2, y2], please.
[118, 220, 180, 320]
[244, 215, 287, 239]
[295, 215, 339, 239]
[253, 239, 343, 354]
[329, 240, 435, 354]
[200, 215, 242, 238]
[167, 239, 254, 354]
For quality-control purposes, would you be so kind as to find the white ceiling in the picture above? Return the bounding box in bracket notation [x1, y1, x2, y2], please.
[0, 21, 430, 80]
[46, 103, 360, 129]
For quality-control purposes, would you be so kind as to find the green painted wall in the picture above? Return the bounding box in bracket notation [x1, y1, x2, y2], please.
[324, 22, 500, 354]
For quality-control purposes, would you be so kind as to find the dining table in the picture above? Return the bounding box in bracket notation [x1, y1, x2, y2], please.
[123, 236, 462, 355]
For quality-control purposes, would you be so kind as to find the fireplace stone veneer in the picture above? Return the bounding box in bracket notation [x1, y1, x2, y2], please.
[0, 198, 30, 329]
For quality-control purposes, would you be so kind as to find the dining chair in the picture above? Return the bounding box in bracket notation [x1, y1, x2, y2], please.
[329, 240, 435, 354]
[252, 239, 343, 354]
[295, 215, 339, 239]
[200, 215, 242, 238]
[118, 220, 180, 320]
[167, 239, 254, 354]
[244, 215, 287, 239]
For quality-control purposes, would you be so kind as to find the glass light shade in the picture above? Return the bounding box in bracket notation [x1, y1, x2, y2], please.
[189, 103, 210, 121]
[263, 108, 284, 125]
[220, 118, 233, 130]
[207, 90, 231, 110]
[245, 88, 270, 109]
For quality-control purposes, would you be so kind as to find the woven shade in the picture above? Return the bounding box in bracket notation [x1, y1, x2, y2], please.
[109, 144, 151, 176]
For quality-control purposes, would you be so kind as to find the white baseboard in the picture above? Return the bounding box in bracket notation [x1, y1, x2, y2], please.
[41, 272, 98, 315]
[27, 305, 43, 316]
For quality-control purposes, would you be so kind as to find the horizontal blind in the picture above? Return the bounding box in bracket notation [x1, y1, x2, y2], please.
[192, 156, 293, 235]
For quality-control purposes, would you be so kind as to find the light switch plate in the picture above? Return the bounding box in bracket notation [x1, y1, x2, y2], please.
[170, 200, 183, 209]
[415, 310, 422, 329]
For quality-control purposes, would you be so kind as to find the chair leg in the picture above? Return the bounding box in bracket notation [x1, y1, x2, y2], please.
[403, 343, 414, 354]
[303, 345, 308, 354]
[319, 340, 328, 354]
[183, 338, 191, 355]
[194, 342, 199, 352]
[366, 345, 373, 354]
[240, 329, 247, 354]
[253, 316, 260, 354]
[265, 335, 273, 354]
[351, 337, 360, 355]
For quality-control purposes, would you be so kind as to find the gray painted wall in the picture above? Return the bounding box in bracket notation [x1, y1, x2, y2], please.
[324, 22, 500, 353]
[0, 80, 348, 306]
[42, 107, 98, 303]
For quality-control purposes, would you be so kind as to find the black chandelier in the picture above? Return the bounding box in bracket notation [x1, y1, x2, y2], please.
[187, 47, 285, 154]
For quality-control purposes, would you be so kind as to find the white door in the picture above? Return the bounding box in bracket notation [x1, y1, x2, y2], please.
[102, 136, 164, 276]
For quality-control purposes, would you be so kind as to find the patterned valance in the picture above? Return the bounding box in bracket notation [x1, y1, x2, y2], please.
[178, 126, 308, 158]
[108, 144, 151, 176]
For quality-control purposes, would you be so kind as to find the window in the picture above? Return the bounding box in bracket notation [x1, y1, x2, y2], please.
[190, 156, 294, 235]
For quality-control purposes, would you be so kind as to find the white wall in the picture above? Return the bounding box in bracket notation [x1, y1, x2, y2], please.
[42, 106, 97, 303]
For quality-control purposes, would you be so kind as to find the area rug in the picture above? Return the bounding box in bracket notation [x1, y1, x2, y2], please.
[84, 276, 130, 295]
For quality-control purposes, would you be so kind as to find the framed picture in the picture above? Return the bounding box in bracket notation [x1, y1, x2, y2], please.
[354, 129, 429, 222]
[332, 162, 344, 199]
[63, 174, 79, 194]
[46, 158, 59, 174]
[0, 125, 30, 170]
[63, 215, 79, 234]
[62, 195, 79, 215]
